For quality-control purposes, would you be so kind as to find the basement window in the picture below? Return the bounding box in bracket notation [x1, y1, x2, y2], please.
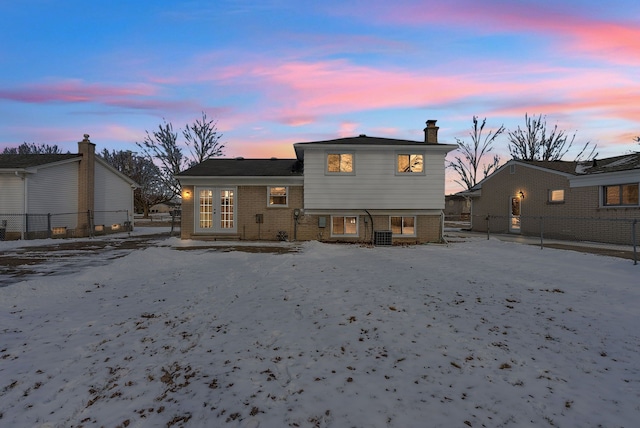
[390, 216, 416, 236]
[331, 216, 358, 236]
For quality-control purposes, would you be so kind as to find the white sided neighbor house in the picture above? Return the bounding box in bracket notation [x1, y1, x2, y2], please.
[0, 135, 136, 240]
[176, 120, 457, 245]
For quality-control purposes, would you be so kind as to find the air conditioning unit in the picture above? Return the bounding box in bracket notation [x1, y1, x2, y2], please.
[374, 230, 392, 246]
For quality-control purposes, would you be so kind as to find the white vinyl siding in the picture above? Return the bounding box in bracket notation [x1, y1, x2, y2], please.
[94, 161, 134, 226]
[0, 175, 25, 213]
[303, 148, 446, 210]
[0, 176, 25, 232]
[28, 162, 79, 229]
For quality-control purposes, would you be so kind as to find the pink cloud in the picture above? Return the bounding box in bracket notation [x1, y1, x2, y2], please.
[242, 60, 492, 117]
[0, 80, 156, 103]
[233, 59, 637, 122]
[364, 1, 640, 65]
[338, 121, 360, 137]
[0, 79, 207, 115]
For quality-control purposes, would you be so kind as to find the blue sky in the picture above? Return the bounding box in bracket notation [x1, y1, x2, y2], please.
[1, 0, 639, 193]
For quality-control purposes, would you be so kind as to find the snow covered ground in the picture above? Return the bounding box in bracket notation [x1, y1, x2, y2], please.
[1, 233, 638, 427]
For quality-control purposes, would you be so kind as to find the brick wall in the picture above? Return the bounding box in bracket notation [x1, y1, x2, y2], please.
[471, 164, 640, 245]
[237, 185, 303, 240]
[180, 184, 445, 244]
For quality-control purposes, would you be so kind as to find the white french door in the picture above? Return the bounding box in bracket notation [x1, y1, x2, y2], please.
[195, 187, 236, 233]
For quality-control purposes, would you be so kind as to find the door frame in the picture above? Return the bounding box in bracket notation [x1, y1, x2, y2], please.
[509, 195, 521, 233]
[194, 186, 237, 234]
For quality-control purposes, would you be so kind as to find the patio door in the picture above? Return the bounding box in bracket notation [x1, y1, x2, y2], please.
[509, 196, 521, 233]
[195, 187, 236, 233]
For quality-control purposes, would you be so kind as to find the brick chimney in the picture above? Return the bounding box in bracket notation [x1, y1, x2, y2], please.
[424, 120, 439, 144]
[77, 134, 95, 235]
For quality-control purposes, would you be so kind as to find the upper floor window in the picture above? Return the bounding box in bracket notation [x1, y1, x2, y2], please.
[603, 183, 639, 206]
[397, 154, 424, 173]
[327, 153, 353, 173]
[548, 189, 565, 203]
[268, 186, 288, 207]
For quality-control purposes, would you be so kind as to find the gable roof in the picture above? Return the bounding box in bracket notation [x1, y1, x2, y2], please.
[578, 153, 640, 174]
[462, 153, 640, 196]
[176, 158, 303, 177]
[295, 134, 436, 147]
[293, 134, 457, 159]
[518, 160, 579, 175]
[518, 153, 640, 175]
[0, 153, 80, 170]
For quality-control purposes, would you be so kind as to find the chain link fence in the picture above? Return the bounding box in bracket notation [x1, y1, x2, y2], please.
[446, 214, 638, 265]
[0, 210, 132, 241]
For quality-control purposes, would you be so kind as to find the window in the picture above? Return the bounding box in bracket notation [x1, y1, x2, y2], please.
[268, 186, 288, 206]
[219, 190, 234, 229]
[549, 189, 565, 203]
[390, 216, 415, 236]
[397, 154, 424, 173]
[327, 153, 353, 173]
[331, 216, 358, 236]
[603, 183, 639, 206]
[199, 189, 213, 229]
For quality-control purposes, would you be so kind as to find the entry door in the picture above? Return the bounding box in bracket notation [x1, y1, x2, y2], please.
[509, 196, 521, 233]
[196, 187, 236, 233]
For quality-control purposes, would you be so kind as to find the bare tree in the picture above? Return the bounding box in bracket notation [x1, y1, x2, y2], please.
[507, 114, 596, 161]
[100, 149, 171, 217]
[183, 111, 225, 163]
[136, 114, 226, 199]
[2, 142, 66, 154]
[448, 116, 505, 190]
[136, 119, 189, 198]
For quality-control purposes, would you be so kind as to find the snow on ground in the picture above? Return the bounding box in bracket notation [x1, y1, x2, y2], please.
[1, 235, 639, 427]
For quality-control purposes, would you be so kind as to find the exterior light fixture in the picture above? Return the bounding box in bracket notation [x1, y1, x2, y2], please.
[519, 191, 525, 199]
[183, 190, 192, 199]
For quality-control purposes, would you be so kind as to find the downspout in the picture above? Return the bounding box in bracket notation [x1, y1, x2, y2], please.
[440, 211, 448, 245]
[364, 209, 374, 245]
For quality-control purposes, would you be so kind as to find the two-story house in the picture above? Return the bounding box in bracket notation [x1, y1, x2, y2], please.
[176, 120, 457, 244]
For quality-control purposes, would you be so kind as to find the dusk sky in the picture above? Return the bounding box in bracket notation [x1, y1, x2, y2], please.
[1, 0, 639, 193]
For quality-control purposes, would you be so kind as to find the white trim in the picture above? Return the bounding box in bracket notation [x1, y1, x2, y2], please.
[570, 169, 640, 188]
[194, 186, 238, 234]
[177, 176, 303, 186]
[267, 186, 288, 207]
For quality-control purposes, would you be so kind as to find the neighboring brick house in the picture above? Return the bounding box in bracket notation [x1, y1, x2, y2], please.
[0, 135, 137, 240]
[176, 120, 457, 244]
[463, 153, 640, 245]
